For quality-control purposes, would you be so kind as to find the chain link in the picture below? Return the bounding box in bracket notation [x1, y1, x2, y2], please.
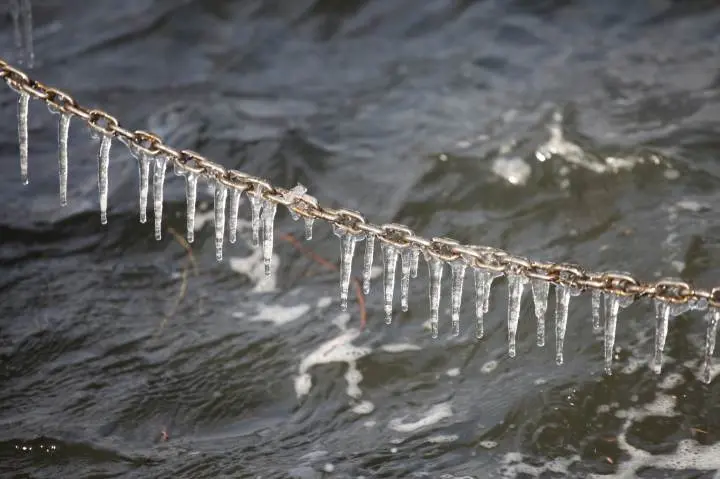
[1, 58, 718, 308]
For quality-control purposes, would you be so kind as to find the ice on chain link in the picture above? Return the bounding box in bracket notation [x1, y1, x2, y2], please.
[46, 102, 71, 206]
[652, 300, 688, 375]
[531, 279, 550, 347]
[362, 235, 375, 294]
[174, 163, 198, 243]
[283, 184, 307, 221]
[554, 284, 581, 366]
[228, 188, 242, 244]
[591, 289, 602, 332]
[261, 200, 277, 275]
[381, 243, 399, 324]
[10, 0, 34, 68]
[248, 193, 264, 247]
[473, 268, 502, 339]
[400, 249, 413, 313]
[704, 309, 720, 384]
[333, 225, 365, 311]
[603, 292, 634, 374]
[507, 274, 528, 357]
[425, 253, 445, 339]
[213, 181, 228, 262]
[152, 155, 168, 240]
[132, 149, 151, 224]
[17, 91, 30, 185]
[450, 260, 467, 337]
[96, 135, 112, 225]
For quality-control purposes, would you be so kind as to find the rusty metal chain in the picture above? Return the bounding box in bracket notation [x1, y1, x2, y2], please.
[2, 57, 718, 308]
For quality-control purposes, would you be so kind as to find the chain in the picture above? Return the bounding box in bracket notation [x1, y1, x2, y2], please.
[2, 57, 718, 309]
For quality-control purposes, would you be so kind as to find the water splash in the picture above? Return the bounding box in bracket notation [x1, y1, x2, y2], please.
[531, 279, 549, 347]
[213, 181, 228, 261]
[381, 243, 399, 324]
[152, 156, 168, 240]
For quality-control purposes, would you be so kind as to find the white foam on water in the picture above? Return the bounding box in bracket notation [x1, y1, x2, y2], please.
[500, 453, 581, 478]
[228, 247, 279, 293]
[351, 400, 375, 415]
[316, 297, 333, 309]
[380, 343, 421, 353]
[233, 303, 311, 326]
[481, 360, 498, 374]
[479, 440, 498, 449]
[446, 368, 460, 377]
[492, 156, 532, 186]
[427, 434, 458, 444]
[388, 402, 453, 433]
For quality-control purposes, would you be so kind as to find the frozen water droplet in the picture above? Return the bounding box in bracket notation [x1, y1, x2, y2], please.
[473, 268, 502, 339]
[531, 279, 550, 347]
[228, 188, 243, 244]
[381, 243, 399, 324]
[450, 260, 467, 336]
[603, 292, 634, 374]
[152, 155, 168, 240]
[652, 299, 688, 374]
[424, 253, 444, 339]
[135, 151, 151, 224]
[507, 274, 527, 357]
[17, 91, 30, 185]
[304, 217, 314, 240]
[703, 308, 719, 384]
[214, 181, 228, 262]
[261, 200, 277, 275]
[555, 284, 582, 366]
[362, 235, 375, 295]
[174, 163, 198, 243]
[591, 289, 602, 332]
[97, 135, 112, 225]
[248, 194, 264, 247]
[10, 0, 33, 68]
[400, 249, 413, 313]
[333, 226, 365, 311]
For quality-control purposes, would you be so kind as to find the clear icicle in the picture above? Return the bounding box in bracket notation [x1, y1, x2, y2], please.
[425, 253, 444, 339]
[11, 0, 34, 68]
[362, 235, 375, 295]
[333, 226, 365, 311]
[213, 182, 228, 262]
[591, 289, 602, 332]
[554, 284, 581, 366]
[507, 274, 527, 357]
[400, 249, 413, 313]
[261, 201, 277, 275]
[531, 279, 550, 347]
[473, 269, 502, 339]
[97, 135, 112, 225]
[450, 261, 467, 336]
[703, 308, 720, 384]
[57, 113, 70, 206]
[249, 194, 264, 247]
[652, 300, 688, 375]
[304, 217, 314, 241]
[381, 243, 399, 324]
[152, 156, 168, 240]
[228, 188, 242, 244]
[174, 164, 198, 243]
[603, 292, 634, 374]
[136, 152, 151, 224]
[410, 248, 420, 279]
[18, 91, 30, 185]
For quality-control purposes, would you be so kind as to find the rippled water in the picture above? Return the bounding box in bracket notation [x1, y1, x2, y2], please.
[2, 1, 720, 477]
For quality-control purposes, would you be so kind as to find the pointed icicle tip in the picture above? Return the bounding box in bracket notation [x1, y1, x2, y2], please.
[554, 284, 582, 366]
[651, 299, 688, 375]
[136, 151, 152, 224]
[473, 268, 502, 339]
[602, 291, 633, 374]
[173, 163, 199, 243]
[333, 225, 365, 311]
[381, 243, 399, 325]
[507, 274, 527, 357]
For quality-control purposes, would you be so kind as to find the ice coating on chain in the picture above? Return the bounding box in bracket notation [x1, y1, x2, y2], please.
[261, 200, 277, 275]
[174, 164, 198, 243]
[228, 188, 242, 244]
[425, 254, 444, 339]
[10, 0, 33, 68]
[283, 184, 307, 221]
[248, 194, 264, 247]
[591, 289, 602, 332]
[136, 152, 151, 224]
[97, 135, 111, 225]
[410, 248, 420, 279]
[603, 293, 634, 374]
[381, 243, 399, 324]
[555, 284, 581, 366]
[450, 261, 467, 336]
[530, 279, 549, 347]
[152, 155, 168, 240]
[304, 217, 314, 240]
[652, 300, 689, 375]
[703, 308, 719, 384]
[17, 91, 30, 185]
[473, 269, 502, 339]
[362, 235, 375, 294]
[507, 274, 527, 357]
[400, 249, 413, 312]
[213, 181, 228, 262]
[333, 226, 365, 311]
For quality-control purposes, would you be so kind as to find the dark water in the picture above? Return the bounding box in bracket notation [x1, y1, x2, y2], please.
[2, 1, 720, 477]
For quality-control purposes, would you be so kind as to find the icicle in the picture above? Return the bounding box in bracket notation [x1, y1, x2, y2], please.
[602, 292, 634, 374]
[410, 248, 420, 279]
[174, 164, 198, 243]
[152, 155, 168, 240]
[17, 91, 30, 185]
[97, 135, 112, 225]
[531, 279, 549, 347]
[473, 269, 502, 339]
[304, 218, 314, 240]
[248, 194, 264, 247]
[652, 300, 688, 375]
[425, 253, 444, 339]
[261, 201, 277, 275]
[333, 226, 365, 311]
[450, 261, 467, 336]
[507, 274, 527, 357]
[591, 289, 602, 332]
[228, 188, 242, 244]
[213, 181, 228, 262]
[400, 249, 413, 312]
[47, 103, 71, 206]
[136, 152, 151, 224]
[703, 308, 720, 384]
[10, 0, 34, 68]
[381, 243, 399, 324]
[362, 235, 375, 294]
[554, 284, 582, 366]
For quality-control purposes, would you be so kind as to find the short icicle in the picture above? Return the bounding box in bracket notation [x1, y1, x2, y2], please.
[97, 135, 112, 225]
[703, 308, 720, 384]
[228, 188, 242, 244]
[450, 260, 467, 336]
[507, 274, 527, 357]
[400, 249, 413, 312]
[603, 292, 634, 374]
[304, 218, 314, 241]
[136, 151, 151, 224]
[531, 279, 550, 347]
[652, 299, 688, 375]
[174, 163, 198, 243]
[410, 248, 420, 279]
[554, 284, 582, 366]
[362, 235, 375, 294]
[591, 289, 602, 332]
[17, 91, 30, 185]
[425, 253, 444, 339]
[248, 194, 264, 247]
[381, 243, 399, 324]
[473, 268, 502, 339]
[333, 226, 365, 311]
[261, 200, 277, 275]
[213, 181, 228, 262]
[152, 155, 168, 240]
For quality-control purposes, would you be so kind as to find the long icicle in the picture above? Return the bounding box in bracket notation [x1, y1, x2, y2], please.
[531, 279, 549, 347]
[362, 235, 375, 294]
[400, 248, 413, 312]
[591, 289, 602, 332]
[57, 113, 70, 206]
[473, 269, 502, 339]
[249, 194, 263, 247]
[555, 284, 581, 366]
[507, 274, 527, 357]
[228, 188, 242, 244]
[450, 260, 466, 336]
[381, 243, 399, 324]
[703, 308, 720, 384]
[333, 226, 364, 311]
[152, 155, 168, 240]
[174, 165, 199, 243]
[137, 152, 151, 224]
[214, 181, 228, 262]
[410, 248, 420, 278]
[261, 201, 277, 275]
[652, 300, 688, 375]
[18, 91, 30, 185]
[97, 135, 111, 225]
[425, 254, 444, 339]
[603, 292, 634, 374]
